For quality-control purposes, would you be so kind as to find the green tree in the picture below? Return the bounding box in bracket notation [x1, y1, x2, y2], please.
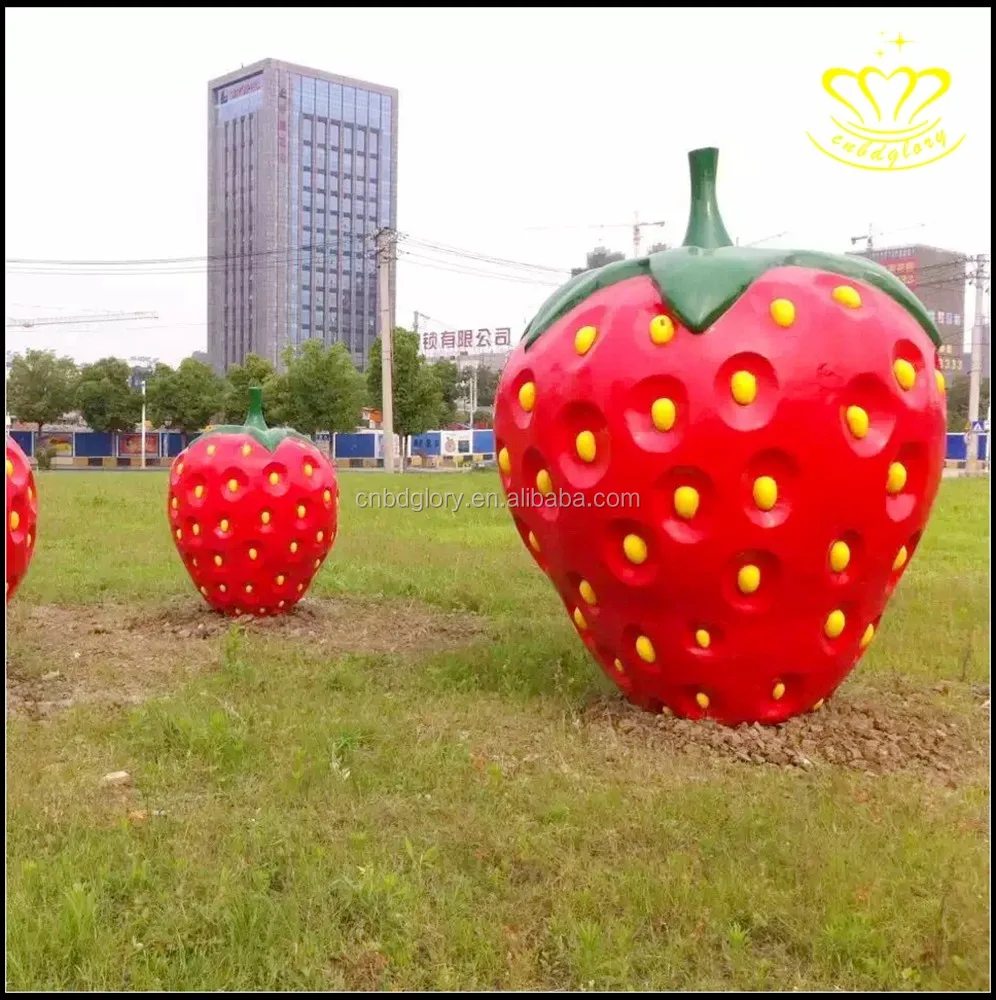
[368, 329, 444, 452]
[274, 339, 365, 436]
[945, 374, 991, 431]
[222, 353, 276, 423]
[429, 359, 462, 426]
[5, 349, 78, 434]
[475, 366, 501, 408]
[75, 357, 141, 433]
[146, 358, 225, 435]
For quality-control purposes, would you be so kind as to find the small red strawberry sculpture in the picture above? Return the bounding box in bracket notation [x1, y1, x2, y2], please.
[6, 435, 39, 603]
[494, 147, 947, 726]
[168, 387, 340, 616]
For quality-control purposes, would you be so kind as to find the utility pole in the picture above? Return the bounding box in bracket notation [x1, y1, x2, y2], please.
[413, 311, 420, 335]
[140, 381, 147, 470]
[631, 214, 666, 258]
[966, 253, 989, 475]
[376, 229, 396, 475]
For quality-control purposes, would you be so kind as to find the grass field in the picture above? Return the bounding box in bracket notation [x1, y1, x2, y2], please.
[5, 471, 991, 991]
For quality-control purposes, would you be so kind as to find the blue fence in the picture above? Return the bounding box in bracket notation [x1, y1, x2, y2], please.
[9, 427, 982, 465]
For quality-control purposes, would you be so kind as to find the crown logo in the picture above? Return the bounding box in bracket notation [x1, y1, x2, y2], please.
[806, 34, 966, 172]
[821, 66, 951, 137]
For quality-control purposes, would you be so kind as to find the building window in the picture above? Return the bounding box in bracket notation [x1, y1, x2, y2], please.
[302, 117, 313, 142]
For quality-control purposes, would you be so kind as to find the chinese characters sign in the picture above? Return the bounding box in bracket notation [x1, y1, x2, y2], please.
[420, 327, 513, 357]
[877, 257, 918, 288]
[937, 343, 964, 373]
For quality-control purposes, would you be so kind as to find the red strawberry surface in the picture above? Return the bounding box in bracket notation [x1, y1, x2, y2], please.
[493, 147, 947, 726]
[6, 435, 39, 603]
[168, 388, 340, 616]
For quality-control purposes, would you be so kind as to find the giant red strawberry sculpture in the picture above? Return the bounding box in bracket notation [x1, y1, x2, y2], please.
[6, 435, 39, 603]
[494, 147, 946, 726]
[168, 388, 339, 616]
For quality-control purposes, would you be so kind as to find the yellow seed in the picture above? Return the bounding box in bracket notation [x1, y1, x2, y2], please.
[536, 470, 553, 495]
[636, 635, 656, 663]
[192, 524, 200, 536]
[296, 504, 306, 518]
[649, 315, 675, 345]
[695, 692, 710, 710]
[276, 575, 285, 586]
[192, 558, 198, 567]
[314, 558, 321, 569]
[935, 370, 946, 393]
[245, 584, 253, 594]
[860, 623, 875, 648]
[227, 478, 239, 493]
[893, 359, 916, 391]
[261, 511, 271, 524]
[304, 463, 314, 477]
[170, 496, 178, 510]
[893, 545, 908, 571]
[731, 370, 757, 405]
[10, 511, 20, 531]
[772, 682, 786, 700]
[752, 476, 777, 511]
[695, 629, 711, 649]
[623, 534, 647, 564]
[27, 487, 33, 501]
[278, 600, 286, 608]
[651, 397, 676, 432]
[575, 431, 597, 463]
[249, 547, 258, 560]
[27, 533, 32, 547]
[241, 444, 252, 457]
[528, 531, 540, 552]
[613, 658, 624, 674]
[832, 285, 862, 309]
[674, 485, 700, 519]
[812, 699, 825, 711]
[297, 583, 304, 592]
[220, 519, 230, 532]
[234, 608, 242, 616]
[573, 607, 587, 630]
[176, 462, 184, 476]
[518, 381, 536, 412]
[829, 541, 851, 573]
[269, 471, 279, 486]
[498, 448, 511, 474]
[288, 542, 298, 555]
[846, 405, 869, 439]
[5, 459, 13, 477]
[737, 564, 761, 594]
[200, 586, 208, 596]
[769, 298, 796, 328]
[214, 555, 223, 566]
[886, 462, 907, 494]
[316, 531, 324, 543]
[175, 528, 181, 540]
[219, 584, 227, 593]
[323, 489, 332, 503]
[579, 580, 597, 605]
[574, 325, 597, 355]
[206, 445, 216, 456]
[195, 485, 204, 498]
[824, 609, 846, 639]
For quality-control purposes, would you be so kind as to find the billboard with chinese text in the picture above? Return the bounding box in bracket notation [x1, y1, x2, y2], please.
[419, 327, 513, 358]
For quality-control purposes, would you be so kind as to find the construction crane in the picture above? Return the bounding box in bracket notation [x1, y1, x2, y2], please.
[527, 215, 668, 259]
[6, 310, 158, 329]
[849, 223, 927, 252]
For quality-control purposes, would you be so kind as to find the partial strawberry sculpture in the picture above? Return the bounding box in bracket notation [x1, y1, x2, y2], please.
[168, 387, 339, 616]
[6, 436, 39, 602]
[493, 146, 947, 726]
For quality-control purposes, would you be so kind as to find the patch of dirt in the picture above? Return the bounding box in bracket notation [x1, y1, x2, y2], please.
[5, 597, 487, 720]
[582, 680, 991, 782]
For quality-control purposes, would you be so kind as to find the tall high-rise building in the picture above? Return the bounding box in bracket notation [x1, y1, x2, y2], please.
[207, 59, 398, 373]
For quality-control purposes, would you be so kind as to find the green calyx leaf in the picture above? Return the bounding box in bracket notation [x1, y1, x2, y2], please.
[197, 386, 313, 452]
[522, 147, 941, 350]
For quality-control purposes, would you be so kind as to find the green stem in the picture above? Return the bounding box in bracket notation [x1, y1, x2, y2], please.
[244, 386, 268, 430]
[681, 147, 734, 250]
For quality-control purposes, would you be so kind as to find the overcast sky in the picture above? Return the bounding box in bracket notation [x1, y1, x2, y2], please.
[4, 6, 991, 366]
